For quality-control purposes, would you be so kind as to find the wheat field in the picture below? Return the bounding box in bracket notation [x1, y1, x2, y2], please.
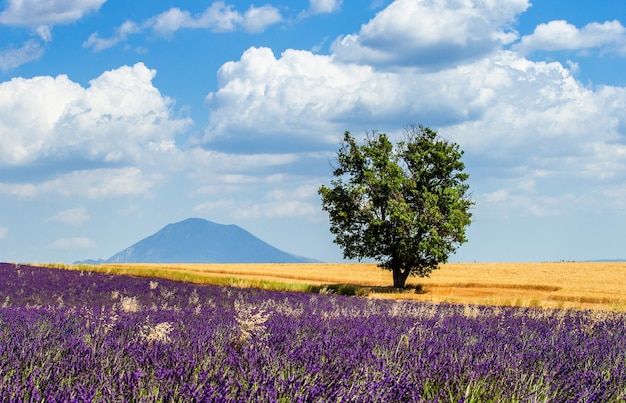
[95, 261, 626, 311]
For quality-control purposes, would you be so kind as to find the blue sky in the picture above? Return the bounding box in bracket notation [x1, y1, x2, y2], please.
[1, 0, 625, 263]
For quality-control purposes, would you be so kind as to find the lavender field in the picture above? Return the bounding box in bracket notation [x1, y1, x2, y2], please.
[0, 263, 625, 402]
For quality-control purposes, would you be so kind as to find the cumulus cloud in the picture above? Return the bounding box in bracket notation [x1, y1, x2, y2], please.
[310, 0, 342, 14]
[151, 2, 281, 34]
[45, 207, 90, 225]
[83, 20, 141, 52]
[203, 45, 526, 151]
[331, 0, 529, 68]
[241, 5, 282, 34]
[203, 4, 626, 216]
[85, 2, 282, 51]
[0, 167, 161, 199]
[150, 3, 243, 34]
[0, 62, 190, 167]
[0, 0, 104, 67]
[0, 39, 43, 70]
[205, 47, 411, 151]
[440, 53, 626, 164]
[0, 63, 189, 199]
[514, 20, 626, 56]
[211, 36, 619, 165]
[0, 0, 105, 46]
[0, 0, 105, 26]
[437, 54, 626, 216]
[48, 237, 96, 250]
[299, 0, 343, 18]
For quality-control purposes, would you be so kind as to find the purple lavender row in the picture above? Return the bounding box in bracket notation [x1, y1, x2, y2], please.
[0, 263, 624, 401]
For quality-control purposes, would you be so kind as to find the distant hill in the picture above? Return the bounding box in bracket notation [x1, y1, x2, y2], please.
[79, 218, 319, 264]
[587, 259, 626, 262]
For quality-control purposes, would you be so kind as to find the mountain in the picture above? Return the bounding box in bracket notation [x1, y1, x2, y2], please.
[86, 218, 319, 264]
[587, 259, 626, 262]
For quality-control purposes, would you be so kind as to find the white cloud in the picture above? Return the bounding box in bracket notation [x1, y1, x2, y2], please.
[0, 226, 7, 239]
[146, 1, 282, 34]
[479, 188, 570, 218]
[85, 2, 282, 51]
[309, 0, 342, 14]
[200, 187, 320, 220]
[205, 47, 402, 150]
[0, 0, 103, 68]
[151, 3, 242, 34]
[565, 60, 579, 75]
[266, 183, 319, 201]
[83, 20, 141, 52]
[235, 200, 318, 219]
[46, 207, 90, 225]
[205, 42, 626, 174]
[48, 237, 96, 250]
[242, 5, 282, 33]
[0, 74, 82, 164]
[0, 40, 44, 71]
[442, 53, 626, 162]
[60, 167, 160, 199]
[184, 148, 301, 178]
[0, 62, 190, 167]
[193, 171, 288, 195]
[204, 13, 626, 216]
[150, 2, 280, 35]
[0, 0, 105, 26]
[193, 199, 236, 214]
[331, 0, 529, 67]
[0, 167, 161, 199]
[514, 20, 626, 56]
[34, 25, 52, 41]
[300, 0, 343, 17]
[206, 45, 552, 150]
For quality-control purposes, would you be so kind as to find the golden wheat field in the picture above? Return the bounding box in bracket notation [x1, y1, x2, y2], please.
[91, 261, 626, 311]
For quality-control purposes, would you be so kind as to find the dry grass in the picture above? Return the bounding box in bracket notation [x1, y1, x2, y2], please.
[405, 262, 626, 311]
[84, 261, 626, 311]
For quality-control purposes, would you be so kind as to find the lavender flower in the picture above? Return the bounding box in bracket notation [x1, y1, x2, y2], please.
[0, 262, 624, 401]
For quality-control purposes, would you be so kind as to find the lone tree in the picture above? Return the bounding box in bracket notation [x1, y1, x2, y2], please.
[319, 125, 473, 288]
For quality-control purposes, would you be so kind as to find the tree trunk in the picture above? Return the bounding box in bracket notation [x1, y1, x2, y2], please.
[392, 267, 410, 289]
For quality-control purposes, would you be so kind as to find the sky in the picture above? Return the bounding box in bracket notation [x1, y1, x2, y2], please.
[1, 0, 625, 264]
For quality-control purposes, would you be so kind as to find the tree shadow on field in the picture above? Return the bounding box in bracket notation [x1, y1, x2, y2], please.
[308, 283, 424, 297]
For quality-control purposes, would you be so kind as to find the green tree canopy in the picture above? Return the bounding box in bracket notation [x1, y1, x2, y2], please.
[319, 125, 474, 288]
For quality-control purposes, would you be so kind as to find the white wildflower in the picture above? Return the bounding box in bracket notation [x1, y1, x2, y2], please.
[140, 321, 174, 344]
[101, 311, 119, 335]
[160, 287, 175, 299]
[188, 289, 200, 305]
[233, 299, 270, 349]
[120, 295, 140, 312]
